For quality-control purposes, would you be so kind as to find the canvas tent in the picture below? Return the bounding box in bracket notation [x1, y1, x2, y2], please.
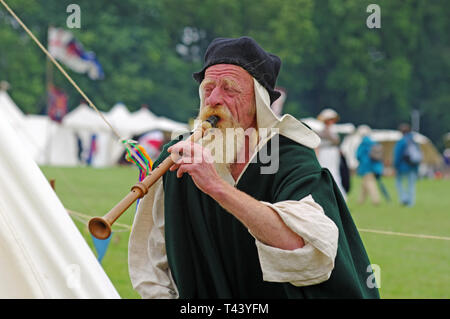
[0, 89, 79, 166]
[63, 103, 188, 167]
[62, 102, 109, 133]
[0, 112, 120, 298]
[123, 105, 188, 136]
[0, 88, 25, 128]
[25, 114, 79, 166]
[341, 129, 443, 170]
[0, 90, 41, 161]
[2, 88, 188, 167]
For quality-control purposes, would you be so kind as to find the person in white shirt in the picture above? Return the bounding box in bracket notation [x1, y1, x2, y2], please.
[316, 108, 347, 199]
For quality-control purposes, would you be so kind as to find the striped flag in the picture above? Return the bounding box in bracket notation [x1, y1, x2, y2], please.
[48, 27, 104, 80]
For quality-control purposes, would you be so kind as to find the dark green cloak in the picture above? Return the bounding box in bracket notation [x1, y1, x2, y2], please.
[152, 134, 380, 299]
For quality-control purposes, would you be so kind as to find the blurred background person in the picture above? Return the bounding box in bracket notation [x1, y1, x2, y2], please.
[393, 123, 422, 207]
[316, 108, 346, 199]
[355, 125, 384, 205]
[138, 130, 164, 161]
[444, 148, 450, 178]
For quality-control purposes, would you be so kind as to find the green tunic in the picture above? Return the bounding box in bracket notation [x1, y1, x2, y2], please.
[152, 134, 380, 298]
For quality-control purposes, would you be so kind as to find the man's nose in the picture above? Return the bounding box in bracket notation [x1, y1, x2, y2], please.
[205, 87, 224, 107]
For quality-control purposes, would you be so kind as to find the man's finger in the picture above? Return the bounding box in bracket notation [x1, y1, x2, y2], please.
[176, 163, 190, 178]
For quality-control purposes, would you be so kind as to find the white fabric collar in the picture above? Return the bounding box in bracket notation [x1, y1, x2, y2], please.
[253, 78, 320, 149]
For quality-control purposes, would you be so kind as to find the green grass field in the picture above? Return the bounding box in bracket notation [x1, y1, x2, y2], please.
[40, 165, 450, 299]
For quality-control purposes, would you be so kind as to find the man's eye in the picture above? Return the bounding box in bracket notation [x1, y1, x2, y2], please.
[224, 86, 236, 93]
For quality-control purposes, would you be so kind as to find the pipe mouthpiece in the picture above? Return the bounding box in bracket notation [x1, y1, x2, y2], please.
[206, 115, 219, 128]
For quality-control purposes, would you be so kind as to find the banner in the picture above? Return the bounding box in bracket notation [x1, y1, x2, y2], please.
[48, 27, 104, 80]
[91, 233, 113, 264]
[47, 85, 68, 123]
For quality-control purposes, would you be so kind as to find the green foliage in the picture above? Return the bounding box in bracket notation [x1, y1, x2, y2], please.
[0, 0, 448, 148]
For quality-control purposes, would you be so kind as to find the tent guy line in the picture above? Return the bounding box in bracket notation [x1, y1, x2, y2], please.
[67, 209, 132, 232]
[358, 228, 450, 241]
[68, 205, 450, 240]
[67, 208, 450, 240]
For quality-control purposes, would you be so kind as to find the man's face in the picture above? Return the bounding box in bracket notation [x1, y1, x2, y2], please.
[199, 64, 256, 130]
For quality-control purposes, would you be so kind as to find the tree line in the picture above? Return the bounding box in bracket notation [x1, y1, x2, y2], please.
[0, 0, 448, 150]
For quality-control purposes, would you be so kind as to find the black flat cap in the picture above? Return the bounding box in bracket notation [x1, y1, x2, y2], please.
[193, 36, 282, 105]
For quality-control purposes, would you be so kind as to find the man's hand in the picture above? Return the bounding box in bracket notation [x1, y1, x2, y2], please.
[167, 140, 222, 196]
[167, 140, 304, 251]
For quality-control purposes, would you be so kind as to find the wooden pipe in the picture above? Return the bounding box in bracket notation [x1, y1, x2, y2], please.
[88, 116, 219, 239]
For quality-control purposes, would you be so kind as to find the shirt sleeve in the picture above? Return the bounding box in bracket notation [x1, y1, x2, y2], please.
[253, 195, 339, 286]
[128, 178, 179, 299]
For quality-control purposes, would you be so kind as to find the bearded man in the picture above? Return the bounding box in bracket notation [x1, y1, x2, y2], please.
[128, 37, 379, 299]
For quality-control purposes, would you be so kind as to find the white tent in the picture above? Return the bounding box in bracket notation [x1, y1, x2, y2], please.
[25, 114, 79, 166]
[128, 107, 188, 136]
[62, 103, 127, 167]
[0, 90, 79, 166]
[0, 90, 40, 159]
[1, 89, 187, 167]
[0, 89, 25, 126]
[128, 106, 159, 135]
[62, 103, 109, 133]
[106, 102, 133, 136]
[64, 103, 188, 138]
[0, 112, 120, 298]
[62, 103, 188, 167]
[156, 115, 189, 134]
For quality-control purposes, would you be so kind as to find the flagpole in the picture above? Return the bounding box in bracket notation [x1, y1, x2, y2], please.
[45, 25, 54, 165]
[46, 50, 53, 101]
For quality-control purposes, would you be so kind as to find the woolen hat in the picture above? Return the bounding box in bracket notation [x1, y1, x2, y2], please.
[193, 36, 282, 105]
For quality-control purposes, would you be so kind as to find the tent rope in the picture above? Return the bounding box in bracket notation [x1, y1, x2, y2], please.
[358, 228, 450, 241]
[67, 209, 131, 232]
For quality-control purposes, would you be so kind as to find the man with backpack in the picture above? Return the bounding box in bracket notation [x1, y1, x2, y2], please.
[393, 123, 423, 207]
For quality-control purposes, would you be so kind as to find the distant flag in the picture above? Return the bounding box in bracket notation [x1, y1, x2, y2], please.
[91, 233, 112, 264]
[48, 27, 104, 80]
[47, 84, 68, 123]
[86, 134, 97, 166]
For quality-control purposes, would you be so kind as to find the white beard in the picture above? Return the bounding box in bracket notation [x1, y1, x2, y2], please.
[197, 127, 259, 167]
